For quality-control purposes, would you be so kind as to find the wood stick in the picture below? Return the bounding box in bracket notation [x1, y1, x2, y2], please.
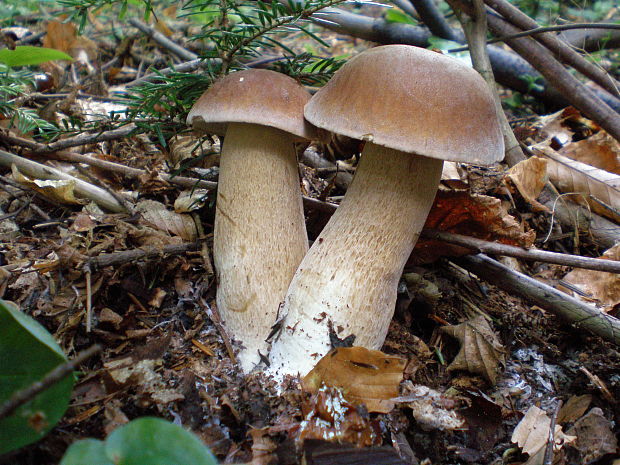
[453, 254, 620, 346]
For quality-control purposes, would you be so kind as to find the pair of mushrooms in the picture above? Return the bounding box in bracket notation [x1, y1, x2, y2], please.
[187, 45, 504, 376]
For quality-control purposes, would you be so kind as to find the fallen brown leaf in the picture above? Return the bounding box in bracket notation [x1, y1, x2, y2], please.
[440, 315, 505, 385]
[302, 347, 405, 413]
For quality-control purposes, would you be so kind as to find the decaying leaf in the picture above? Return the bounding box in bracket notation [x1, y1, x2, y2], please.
[298, 385, 382, 447]
[440, 315, 505, 385]
[302, 347, 406, 413]
[136, 199, 198, 241]
[567, 408, 618, 464]
[12, 165, 86, 206]
[536, 146, 620, 223]
[249, 427, 277, 465]
[394, 384, 466, 431]
[412, 191, 536, 264]
[505, 156, 549, 211]
[512, 406, 575, 465]
[302, 439, 409, 465]
[561, 243, 620, 312]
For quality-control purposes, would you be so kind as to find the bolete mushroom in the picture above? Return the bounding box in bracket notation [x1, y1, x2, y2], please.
[268, 45, 504, 377]
[187, 69, 316, 372]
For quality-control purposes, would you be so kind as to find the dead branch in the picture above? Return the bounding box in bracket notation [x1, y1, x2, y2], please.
[0, 124, 137, 154]
[0, 345, 101, 421]
[423, 229, 620, 273]
[128, 18, 198, 61]
[560, 26, 620, 52]
[409, 0, 457, 40]
[86, 242, 202, 268]
[483, 0, 620, 99]
[453, 254, 620, 346]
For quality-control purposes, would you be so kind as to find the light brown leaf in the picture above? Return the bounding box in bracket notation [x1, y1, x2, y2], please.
[302, 347, 406, 413]
[560, 131, 620, 175]
[506, 156, 549, 211]
[440, 315, 505, 385]
[557, 395, 592, 425]
[512, 406, 575, 465]
[561, 243, 620, 311]
[13, 165, 86, 206]
[537, 146, 620, 223]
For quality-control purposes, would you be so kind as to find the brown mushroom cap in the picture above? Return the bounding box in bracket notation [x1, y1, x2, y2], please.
[304, 45, 505, 165]
[187, 69, 317, 141]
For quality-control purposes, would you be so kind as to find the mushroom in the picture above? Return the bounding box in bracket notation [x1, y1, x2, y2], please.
[268, 45, 504, 377]
[187, 69, 316, 372]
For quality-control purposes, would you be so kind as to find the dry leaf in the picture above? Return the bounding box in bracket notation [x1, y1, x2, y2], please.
[537, 146, 620, 223]
[299, 385, 382, 447]
[412, 191, 536, 265]
[557, 395, 592, 425]
[136, 199, 198, 241]
[566, 408, 617, 464]
[249, 427, 277, 465]
[302, 347, 406, 413]
[13, 165, 86, 206]
[440, 315, 505, 385]
[561, 243, 620, 311]
[506, 156, 549, 211]
[512, 406, 576, 465]
[560, 130, 620, 175]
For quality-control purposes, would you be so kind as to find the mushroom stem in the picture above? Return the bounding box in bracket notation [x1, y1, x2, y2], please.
[268, 143, 443, 377]
[215, 122, 308, 372]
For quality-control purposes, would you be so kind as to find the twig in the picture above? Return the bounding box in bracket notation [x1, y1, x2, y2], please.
[51, 150, 217, 190]
[125, 58, 208, 88]
[423, 229, 620, 273]
[0, 149, 127, 212]
[485, 22, 620, 45]
[409, 0, 457, 40]
[0, 345, 101, 421]
[86, 242, 202, 268]
[447, 0, 526, 166]
[482, 0, 620, 99]
[0, 124, 137, 154]
[543, 399, 562, 465]
[453, 253, 620, 346]
[128, 18, 198, 61]
[199, 297, 237, 365]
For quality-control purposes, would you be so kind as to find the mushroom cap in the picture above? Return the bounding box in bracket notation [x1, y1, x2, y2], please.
[187, 69, 317, 141]
[304, 45, 505, 165]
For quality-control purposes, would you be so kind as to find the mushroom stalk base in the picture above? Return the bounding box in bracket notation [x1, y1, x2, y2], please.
[268, 144, 443, 378]
[215, 123, 308, 373]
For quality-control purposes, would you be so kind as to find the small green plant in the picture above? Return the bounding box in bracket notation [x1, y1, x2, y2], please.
[60, 417, 218, 465]
[0, 299, 75, 454]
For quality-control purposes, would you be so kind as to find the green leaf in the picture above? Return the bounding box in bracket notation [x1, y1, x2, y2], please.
[384, 9, 416, 24]
[105, 417, 218, 465]
[0, 46, 73, 67]
[0, 299, 75, 454]
[60, 439, 113, 465]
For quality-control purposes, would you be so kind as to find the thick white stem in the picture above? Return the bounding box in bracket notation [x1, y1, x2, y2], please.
[268, 144, 443, 378]
[215, 123, 308, 372]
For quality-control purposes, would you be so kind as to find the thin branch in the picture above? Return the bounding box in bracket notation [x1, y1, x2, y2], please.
[86, 242, 202, 268]
[128, 18, 198, 61]
[423, 229, 620, 273]
[453, 254, 620, 346]
[482, 0, 620, 99]
[485, 22, 620, 45]
[0, 345, 101, 421]
[0, 124, 137, 154]
[409, 0, 457, 40]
